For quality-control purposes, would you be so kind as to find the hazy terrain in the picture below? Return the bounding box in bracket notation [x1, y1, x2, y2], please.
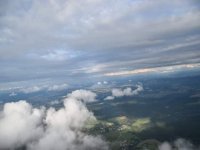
[1, 72, 200, 150]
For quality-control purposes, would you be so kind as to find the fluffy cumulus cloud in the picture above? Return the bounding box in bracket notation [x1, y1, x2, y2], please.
[105, 83, 143, 100]
[159, 138, 200, 150]
[0, 101, 45, 149]
[0, 90, 108, 150]
[67, 89, 97, 103]
[47, 83, 68, 91]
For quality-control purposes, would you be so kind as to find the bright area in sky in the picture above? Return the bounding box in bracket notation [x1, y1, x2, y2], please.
[0, 0, 200, 89]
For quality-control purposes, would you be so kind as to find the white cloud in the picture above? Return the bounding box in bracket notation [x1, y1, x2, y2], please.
[0, 101, 45, 149]
[104, 96, 114, 100]
[159, 138, 199, 150]
[47, 84, 68, 91]
[0, 90, 108, 150]
[97, 81, 108, 85]
[131, 84, 144, 95]
[112, 88, 127, 97]
[67, 89, 97, 103]
[104, 83, 143, 100]
[103, 81, 108, 84]
[97, 81, 102, 85]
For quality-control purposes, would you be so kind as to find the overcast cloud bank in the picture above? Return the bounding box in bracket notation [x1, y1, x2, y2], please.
[0, 0, 200, 86]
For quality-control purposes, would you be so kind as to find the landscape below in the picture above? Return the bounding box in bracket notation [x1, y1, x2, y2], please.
[1, 73, 200, 150]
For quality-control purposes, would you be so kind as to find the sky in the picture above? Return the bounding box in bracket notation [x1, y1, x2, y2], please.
[0, 0, 200, 90]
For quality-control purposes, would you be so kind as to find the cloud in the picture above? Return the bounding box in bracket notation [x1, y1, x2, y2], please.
[104, 63, 200, 76]
[97, 81, 102, 85]
[104, 83, 143, 100]
[103, 81, 108, 84]
[97, 81, 108, 85]
[67, 89, 97, 103]
[9, 92, 17, 96]
[18, 83, 68, 94]
[40, 50, 76, 61]
[159, 138, 200, 150]
[20, 86, 44, 94]
[0, 90, 108, 150]
[49, 100, 61, 105]
[104, 96, 115, 100]
[47, 83, 68, 91]
[0, 0, 200, 85]
[0, 101, 45, 149]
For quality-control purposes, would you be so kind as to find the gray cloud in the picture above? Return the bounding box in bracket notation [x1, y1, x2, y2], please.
[0, 0, 200, 87]
[0, 90, 108, 150]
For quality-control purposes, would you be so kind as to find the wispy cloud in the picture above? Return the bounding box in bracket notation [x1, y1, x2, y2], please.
[104, 63, 200, 77]
[18, 83, 68, 94]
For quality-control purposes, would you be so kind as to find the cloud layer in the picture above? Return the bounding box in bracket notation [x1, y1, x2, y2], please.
[0, 90, 108, 150]
[0, 0, 200, 87]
